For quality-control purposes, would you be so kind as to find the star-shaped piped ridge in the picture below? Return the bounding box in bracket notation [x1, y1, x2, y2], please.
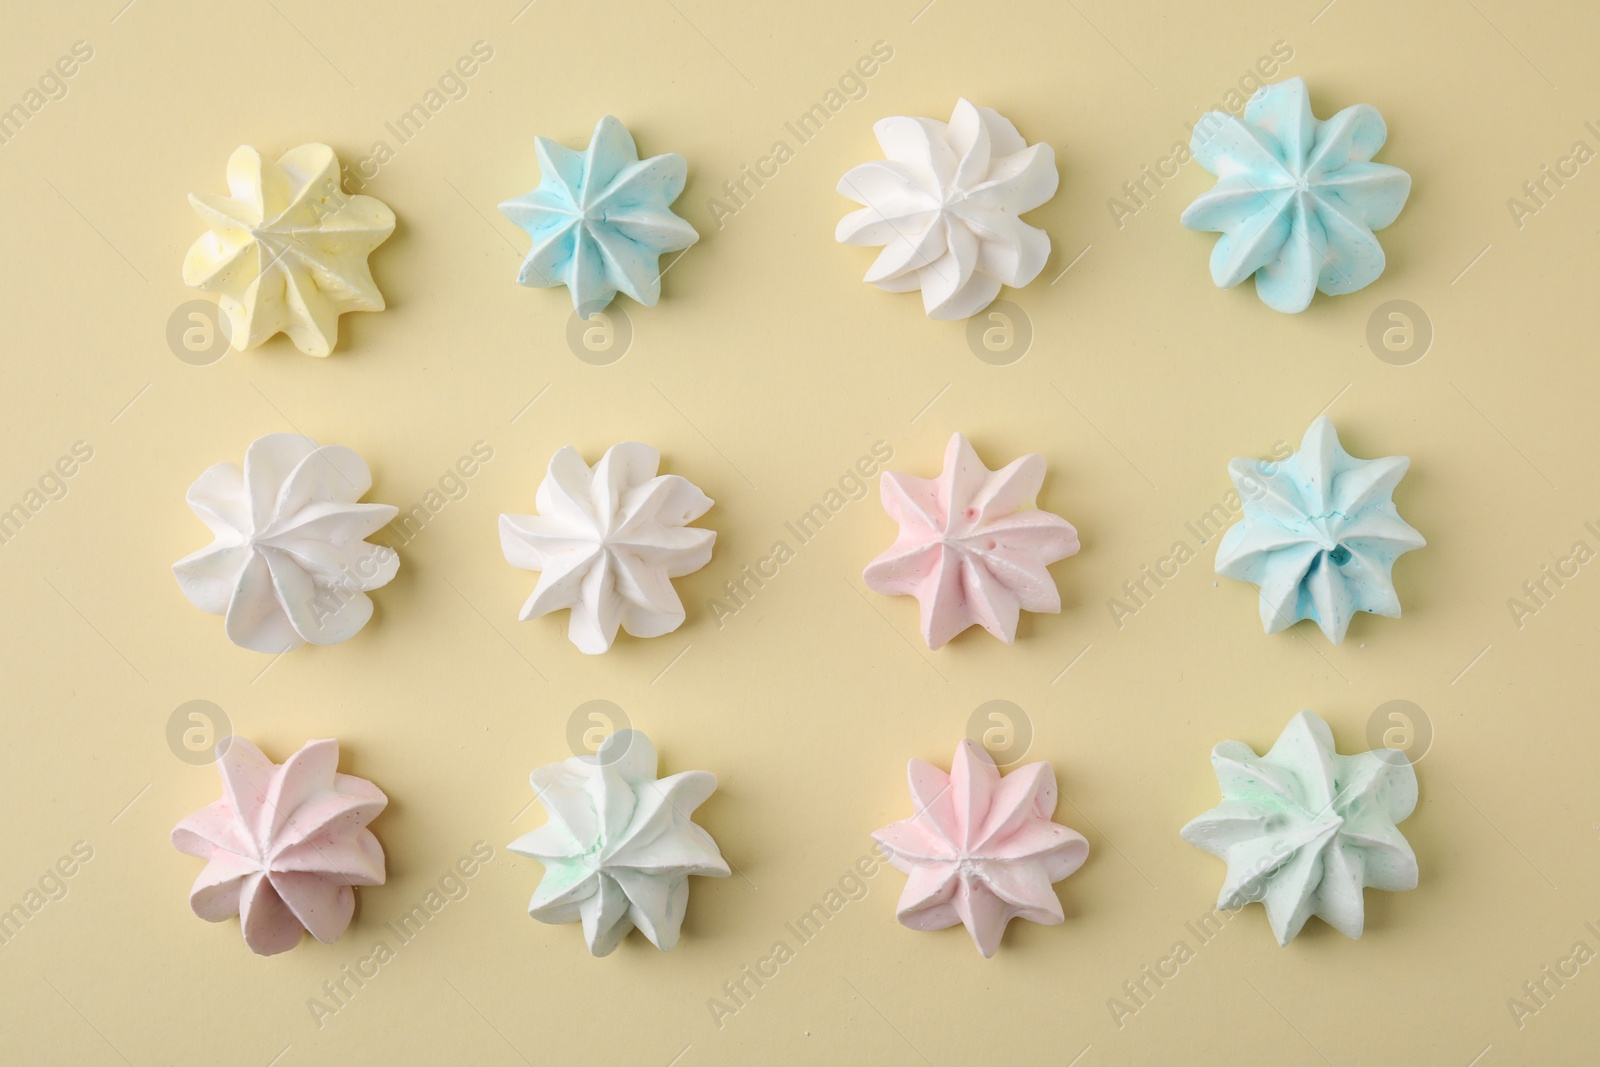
[873, 740, 1088, 957]
[1180, 709, 1418, 946]
[499, 442, 715, 654]
[1215, 417, 1424, 644]
[508, 731, 729, 956]
[863, 432, 1079, 649]
[500, 116, 699, 319]
[183, 144, 395, 355]
[1180, 77, 1411, 313]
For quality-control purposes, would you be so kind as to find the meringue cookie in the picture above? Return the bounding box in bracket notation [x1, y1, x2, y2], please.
[500, 116, 699, 319]
[183, 143, 395, 355]
[873, 740, 1088, 957]
[863, 432, 1079, 649]
[173, 433, 399, 653]
[1180, 709, 1418, 946]
[836, 98, 1058, 320]
[1180, 77, 1411, 313]
[172, 737, 387, 956]
[499, 442, 715, 654]
[509, 730, 728, 956]
[1215, 417, 1424, 643]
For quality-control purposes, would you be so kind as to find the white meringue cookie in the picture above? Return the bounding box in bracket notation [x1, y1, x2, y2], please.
[836, 98, 1059, 320]
[499, 443, 715, 654]
[173, 434, 399, 652]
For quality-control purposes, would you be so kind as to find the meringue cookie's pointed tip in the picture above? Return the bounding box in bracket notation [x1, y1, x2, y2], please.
[297, 737, 340, 761]
[952, 737, 997, 773]
[246, 933, 305, 957]
[574, 294, 619, 320]
[572, 633, 616, 655]
[942, 431, 978, 466]
[1263, 289, 1315, 315]
[586, 937, 622, 958]
[1284, 709, 1337, 748]
[595, 728, 650, 764]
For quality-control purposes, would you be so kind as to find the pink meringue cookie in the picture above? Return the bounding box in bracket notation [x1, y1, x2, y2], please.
[863, 432, 1079, 649]
[873, 740, 1088, 957]
[171, 737, 386, 956]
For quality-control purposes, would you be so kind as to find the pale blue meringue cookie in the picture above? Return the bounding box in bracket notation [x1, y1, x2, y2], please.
[500, 116, 699, 319]
[1181, 709, 1418, 946]
[1180, 77, 1410, 313]
[1215, 417, 1424, 643]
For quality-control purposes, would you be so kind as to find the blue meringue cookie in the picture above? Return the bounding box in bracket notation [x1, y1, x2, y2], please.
[1180, 77, 1410, 313]
[500, 116, 699, 319]
[1215, 417, 1424, 643]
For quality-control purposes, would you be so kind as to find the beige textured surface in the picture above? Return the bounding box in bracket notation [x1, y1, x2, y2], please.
[1, 1, 1597, 1064]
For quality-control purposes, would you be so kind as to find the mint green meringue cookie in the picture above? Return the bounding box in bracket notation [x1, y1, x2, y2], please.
[1181, 709, 1418, 946]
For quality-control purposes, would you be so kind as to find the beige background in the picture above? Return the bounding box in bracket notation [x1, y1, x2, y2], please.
[2, 0, 1597, 1063]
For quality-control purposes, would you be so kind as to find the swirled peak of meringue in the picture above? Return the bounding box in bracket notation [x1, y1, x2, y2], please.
[173, 433, 399, 653]
[837, 99, 1058, 320]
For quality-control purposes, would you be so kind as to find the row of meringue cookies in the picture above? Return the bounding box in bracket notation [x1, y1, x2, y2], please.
[171, 704, 1419, 958]
[181, 76, 1412, 355]
[171, 412, 1424, 655]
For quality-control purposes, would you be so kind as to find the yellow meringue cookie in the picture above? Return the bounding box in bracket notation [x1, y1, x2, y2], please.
[183, 143, 394, 356]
